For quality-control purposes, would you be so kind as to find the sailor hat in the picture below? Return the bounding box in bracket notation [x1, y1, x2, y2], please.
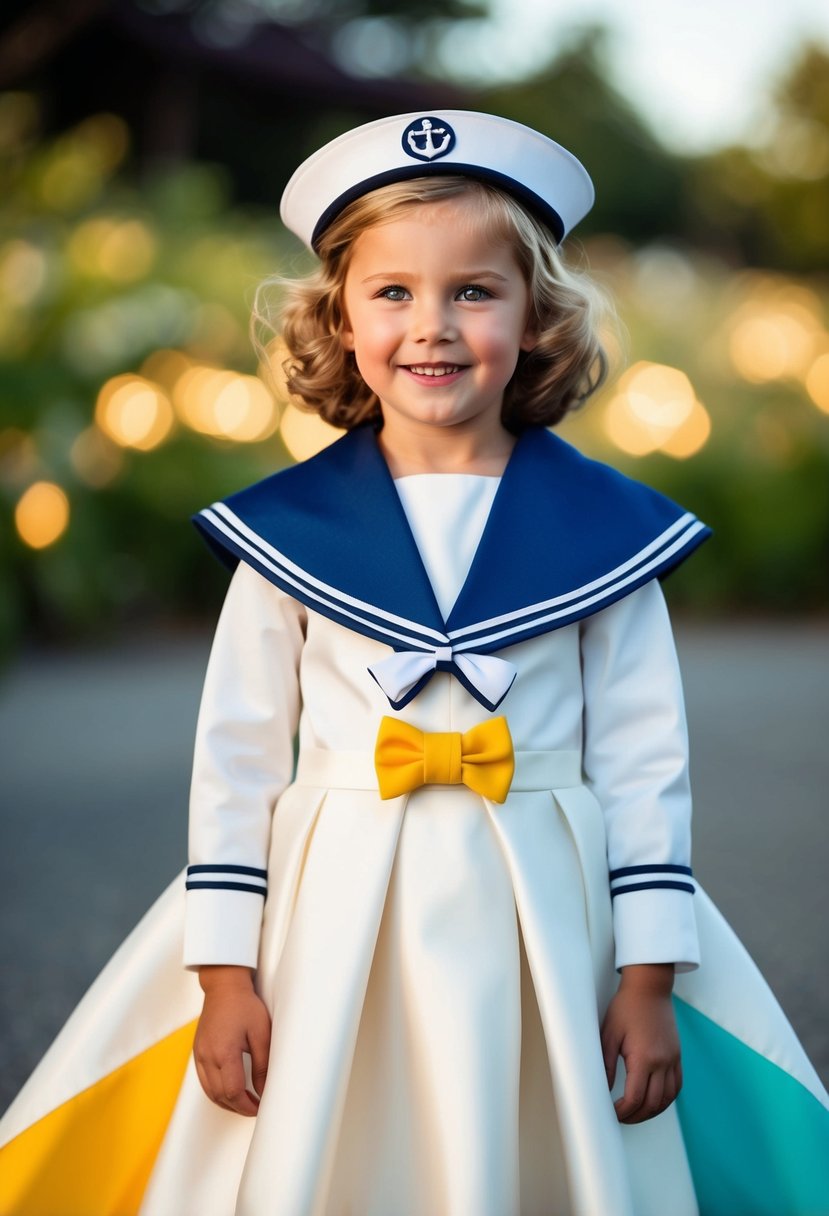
[280, 110, 594, 252]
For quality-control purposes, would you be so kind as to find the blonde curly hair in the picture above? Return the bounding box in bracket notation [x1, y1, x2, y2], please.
[253, 175, 611, 432]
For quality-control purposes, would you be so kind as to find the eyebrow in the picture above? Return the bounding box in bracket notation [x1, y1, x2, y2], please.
[359, 270, 510, 284]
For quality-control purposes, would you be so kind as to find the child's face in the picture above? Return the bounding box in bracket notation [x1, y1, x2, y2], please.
[340, 200, 536, 439]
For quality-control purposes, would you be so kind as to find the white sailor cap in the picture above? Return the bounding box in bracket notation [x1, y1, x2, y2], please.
[280, 110, 595, 252]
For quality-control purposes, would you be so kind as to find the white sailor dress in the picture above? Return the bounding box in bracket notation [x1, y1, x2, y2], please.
[1, 426, 828, 1216]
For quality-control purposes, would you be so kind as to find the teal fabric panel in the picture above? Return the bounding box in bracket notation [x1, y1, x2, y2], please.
[674, 996, 829, 1216]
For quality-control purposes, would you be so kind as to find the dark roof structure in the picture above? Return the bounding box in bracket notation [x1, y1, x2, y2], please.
[0, 0, 468, 204]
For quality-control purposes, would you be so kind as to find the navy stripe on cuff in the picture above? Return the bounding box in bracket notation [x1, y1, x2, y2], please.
[185, 880, 268, 896]
[187, 863, 267, 879]
[610, 879, 696, 899]
[609, 863, 692, 880]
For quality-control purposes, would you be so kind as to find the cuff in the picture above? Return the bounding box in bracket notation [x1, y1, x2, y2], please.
[612, 886, 700, 973]
[183, 866, 267, 969]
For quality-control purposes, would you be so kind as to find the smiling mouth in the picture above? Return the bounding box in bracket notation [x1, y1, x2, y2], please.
[404, 364, 464, 377]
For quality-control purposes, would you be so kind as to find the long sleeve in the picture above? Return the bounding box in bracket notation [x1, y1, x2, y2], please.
[184, 560, 306, 969]
[580, 580, 700, 972]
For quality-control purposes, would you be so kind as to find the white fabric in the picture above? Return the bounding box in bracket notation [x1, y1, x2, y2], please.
[580, 581, 700, 971]
[171, 473, 703, 1215]
[184, 569, 699, 974]
[5, 486, 829, 1215]
[393, 473, 499, 619]
[366, 475, 518, 709]
[279, 110, 595, 250]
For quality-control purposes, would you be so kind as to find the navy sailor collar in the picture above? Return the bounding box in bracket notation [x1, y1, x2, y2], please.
[194, 425, 710, 708]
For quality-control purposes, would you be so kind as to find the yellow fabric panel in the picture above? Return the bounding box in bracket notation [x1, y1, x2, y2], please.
[0, 1019, 197, 1216]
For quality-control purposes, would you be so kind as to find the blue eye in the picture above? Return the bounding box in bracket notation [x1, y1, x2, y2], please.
[458, 285, 491, 302]
[378, 285, 409, 301]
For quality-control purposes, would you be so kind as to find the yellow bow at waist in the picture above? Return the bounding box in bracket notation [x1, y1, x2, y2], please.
[374, 716, 515, 803]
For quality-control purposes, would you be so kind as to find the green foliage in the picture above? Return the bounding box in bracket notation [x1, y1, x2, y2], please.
[684, 45, 829, 271]
[482, 29, 687, 245]
[0, 94, 295, 654]
[1, 73, 829, 662]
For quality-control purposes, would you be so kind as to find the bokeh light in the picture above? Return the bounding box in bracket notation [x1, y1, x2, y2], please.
[15, 481, 70, 549]
[279, 402, 346, 461]
[95, 374, 175, 450]
[141, 348, 194, 390]
[603, 361, 711, 459]
[0, 240, 50, 306]
[805, 352, 829, 414]
[67, 217, 157, 282]
[172, 366, 278, 442]
[728, 284, 824, 383]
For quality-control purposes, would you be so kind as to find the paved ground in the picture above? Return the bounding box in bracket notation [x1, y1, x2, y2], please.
[1, 620, 827, 1115]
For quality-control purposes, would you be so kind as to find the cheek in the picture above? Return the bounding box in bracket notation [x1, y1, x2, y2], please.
[352, 315, 400, 362]
[476, 320, 528, 368]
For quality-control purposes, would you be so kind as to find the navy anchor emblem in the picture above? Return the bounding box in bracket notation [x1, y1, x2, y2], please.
[402, 116, 456, 162]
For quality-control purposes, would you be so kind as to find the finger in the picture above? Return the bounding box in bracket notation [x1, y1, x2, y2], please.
[218, 1056, 259, 1116]
[194, 1054, 212, 1102]
[662, 1066, 678, 1110]
[614, 1058, 648, 1122]
[198, 1052, 259, 1117]
[196, 1058, 246, 1115]
[623, 1070, 665, 1125]
[248, 1021, 272, 1099]
[600, 1025, 621, 1090]
[674, 1059, 683, 1097]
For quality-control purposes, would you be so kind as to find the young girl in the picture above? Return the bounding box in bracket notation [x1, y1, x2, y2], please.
[1, 110, 828, 1216]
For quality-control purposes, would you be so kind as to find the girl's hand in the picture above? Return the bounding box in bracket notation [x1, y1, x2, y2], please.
[600, 963, 682, 1124]
[193, 965, 272, 1116]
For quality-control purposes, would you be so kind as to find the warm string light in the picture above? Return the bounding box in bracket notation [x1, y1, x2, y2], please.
[15, 481, 70, 549]
[725, 279, 829, 413]
[95, 375, 174, 451]
[279, 402, 346, 461]
[67, 217, 157, 282]
[171, 366, 278, 443]
[135, 344, 344, 455]
[603, 362, 711, 459]
[805, 353, 829, 414]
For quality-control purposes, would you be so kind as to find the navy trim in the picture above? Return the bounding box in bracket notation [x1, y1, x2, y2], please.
[311, 164, 565, 249]
[446, 659, 515, 711]
[187, 864, 267, 879]
[194, 427, 711, 710]
[368, 666, 433, 712]
[196, 505, 445, 655]
[609, 864, 693, 880]
[610, 880, 696, 898]
[185, 881, 268, 895]
[448, 521, 709, 652]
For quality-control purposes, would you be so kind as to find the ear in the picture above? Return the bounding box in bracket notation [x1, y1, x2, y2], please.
[520, 324, 538, 353]
[340, 302, 355, 351]
[520, 301, 538, 353]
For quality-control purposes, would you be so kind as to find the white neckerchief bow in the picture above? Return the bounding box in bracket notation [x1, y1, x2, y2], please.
[368, 647, 516, 712]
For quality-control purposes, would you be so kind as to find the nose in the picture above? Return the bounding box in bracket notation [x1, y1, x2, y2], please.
[411, 294, 458, 343]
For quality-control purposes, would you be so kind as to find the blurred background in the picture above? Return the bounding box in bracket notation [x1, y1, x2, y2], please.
[1, 0, 828, 1106]
[1, 0, 829, 645]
